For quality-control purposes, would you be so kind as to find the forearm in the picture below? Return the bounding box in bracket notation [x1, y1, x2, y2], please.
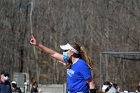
[37, 43, 55, 56]
[30, 36, 64, 61]
[87, 79, 96, 89]
[87, 79, 96, 93]
[36, 43, 64, 62]
[89, 80, 96, 89]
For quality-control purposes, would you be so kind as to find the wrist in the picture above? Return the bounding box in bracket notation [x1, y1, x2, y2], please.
[90, 89, 96, 93]
[36, 42, 40, 47]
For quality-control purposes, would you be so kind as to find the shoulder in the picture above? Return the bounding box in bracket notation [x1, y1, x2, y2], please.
[77, 59, 90, 69]
[0, 82, 4, 88]
[108, 86, 117, 93]
[77, 59, 88, 66]
[0, 81, 4, 87]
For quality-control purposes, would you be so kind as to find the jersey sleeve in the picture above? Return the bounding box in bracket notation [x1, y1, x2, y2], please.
[79, 61, 92, 80]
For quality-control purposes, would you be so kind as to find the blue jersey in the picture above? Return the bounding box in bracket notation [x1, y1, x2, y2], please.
[67, 59, 92, 93]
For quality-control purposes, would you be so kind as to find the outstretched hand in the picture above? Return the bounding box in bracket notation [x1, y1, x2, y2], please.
[30, 36, 38, 46]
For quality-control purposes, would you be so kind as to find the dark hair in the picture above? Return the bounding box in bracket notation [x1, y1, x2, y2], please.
[1, 70, 9, 77]
[32, 80, 38, 87]
[103, 81, 111, 85]
[103, 81, 112, 92]
[65, 42, 93, 69]
[113, 83, 118, 89]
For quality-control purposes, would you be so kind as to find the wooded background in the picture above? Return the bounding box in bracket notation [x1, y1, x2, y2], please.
[0, 0, 140, 91]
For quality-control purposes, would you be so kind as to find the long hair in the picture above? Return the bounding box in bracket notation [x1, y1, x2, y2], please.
[66, 42, 93, 69]
[80, 46, 93, 68]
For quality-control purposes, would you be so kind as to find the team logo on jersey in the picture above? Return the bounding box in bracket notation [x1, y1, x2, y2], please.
[67, 69, 75, 77]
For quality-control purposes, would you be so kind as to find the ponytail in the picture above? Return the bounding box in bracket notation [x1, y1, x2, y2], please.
[80, 46, 93, 68]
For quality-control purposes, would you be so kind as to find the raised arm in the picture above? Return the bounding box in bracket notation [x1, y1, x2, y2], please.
[30, 36, 65, 65]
